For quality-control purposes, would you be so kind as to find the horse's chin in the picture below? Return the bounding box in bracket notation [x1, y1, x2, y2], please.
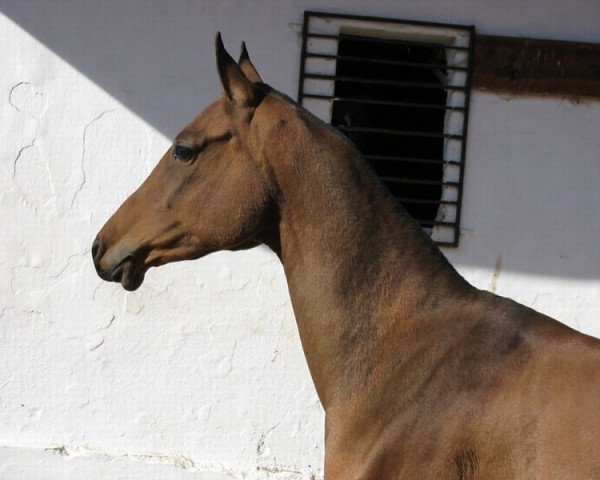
[122, 273, 145, 291]
[119, 260, 146, 291]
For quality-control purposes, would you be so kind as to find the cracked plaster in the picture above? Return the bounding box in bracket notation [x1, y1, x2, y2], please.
[70, 109, 116, 209]
[9, 81, 48, 120]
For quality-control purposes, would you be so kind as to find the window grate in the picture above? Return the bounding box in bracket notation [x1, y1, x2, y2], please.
[297, 11, 475, 246]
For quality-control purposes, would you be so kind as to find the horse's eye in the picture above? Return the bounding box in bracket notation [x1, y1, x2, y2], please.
[173, 144, 195, 162]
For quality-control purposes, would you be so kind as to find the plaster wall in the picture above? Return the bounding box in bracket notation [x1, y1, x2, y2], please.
[0, 1, 599, 478]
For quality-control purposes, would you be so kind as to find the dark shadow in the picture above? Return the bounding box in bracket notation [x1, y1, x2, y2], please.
[331, 35, 446, 226]
[1, 2, 235, 138]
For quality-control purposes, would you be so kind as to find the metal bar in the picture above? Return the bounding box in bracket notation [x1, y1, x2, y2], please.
[304, 10, 475, 33]
[435, 240, 456, 246]
[415, 219, 458, 227]
[395, 197, 459, 206]
[379, 176, 461, 187]
[303, 93, 466, 112]
[364, 154, 461, 165]
[305, 52, 468, 72]
[297, 11, 310, 103]
[336, 125, 464, 140]
[305, 73, 467, 91]
[450, 25, 475, 247]
[307, 32, 470, 52]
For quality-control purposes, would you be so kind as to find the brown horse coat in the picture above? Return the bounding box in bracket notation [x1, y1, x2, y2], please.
[93, 35, 600, 479]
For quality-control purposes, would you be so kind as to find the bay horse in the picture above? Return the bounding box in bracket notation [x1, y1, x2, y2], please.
[92, 34, 600, 479]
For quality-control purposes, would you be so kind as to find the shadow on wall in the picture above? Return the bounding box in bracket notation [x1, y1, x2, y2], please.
[2, 2, 599, 281]
[1, 1, 296, 139]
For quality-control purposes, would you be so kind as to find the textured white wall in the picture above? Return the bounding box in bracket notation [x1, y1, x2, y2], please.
[446, 93, 600, 337]
[1, 1, 599, 478]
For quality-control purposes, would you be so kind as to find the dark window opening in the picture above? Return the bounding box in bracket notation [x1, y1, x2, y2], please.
[331, 35, 448, 225]
[297, 12, 474, 245]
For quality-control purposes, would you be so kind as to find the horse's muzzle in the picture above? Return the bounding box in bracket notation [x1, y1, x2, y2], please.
[92, 236, 145, 291]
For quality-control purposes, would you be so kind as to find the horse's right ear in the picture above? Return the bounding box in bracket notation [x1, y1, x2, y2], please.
[238, 41, 263, 84]
[215, 33, 260, 107]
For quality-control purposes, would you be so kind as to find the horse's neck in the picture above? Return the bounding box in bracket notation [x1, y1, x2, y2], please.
[262, 107, 470, 408]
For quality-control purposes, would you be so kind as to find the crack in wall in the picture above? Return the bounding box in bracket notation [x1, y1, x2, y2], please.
[70, 109, 115, 209]
[9, 82, 29, 114]
[9, 253, 84, 297]
[12, 140, 36, 179]
[42, 444, 197, 470]
[97, 314, 115, 331]
[257, 465, 303, 475]
[11, 138, 57, 209]
[47, 253, 83, 279]
[0, 443, 317, 477]
[8, 82, 56, 207]
[489, 255, 502, 293]
[9, 81, 47, 120]
[256, 424, 279, 456]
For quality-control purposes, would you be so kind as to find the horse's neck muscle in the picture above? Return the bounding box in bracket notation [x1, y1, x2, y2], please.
[262, 106, 470, 408]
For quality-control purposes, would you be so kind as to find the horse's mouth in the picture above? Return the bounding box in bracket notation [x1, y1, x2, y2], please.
[112, 259, 146, 291]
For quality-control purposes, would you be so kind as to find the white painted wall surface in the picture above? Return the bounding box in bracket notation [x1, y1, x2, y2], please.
[1, 1, 599, 478]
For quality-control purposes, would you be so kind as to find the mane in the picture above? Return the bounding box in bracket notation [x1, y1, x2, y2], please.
[260, 83, 360, 149]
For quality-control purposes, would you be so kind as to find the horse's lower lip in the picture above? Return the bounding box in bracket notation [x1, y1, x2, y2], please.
[119, 260, 145, 291]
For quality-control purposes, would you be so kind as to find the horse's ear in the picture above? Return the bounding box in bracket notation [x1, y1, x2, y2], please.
[215, 33, 260, 107]
[238, 41, 263, 83]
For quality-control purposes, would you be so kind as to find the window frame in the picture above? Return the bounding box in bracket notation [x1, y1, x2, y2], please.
[297, 11, 475, 247]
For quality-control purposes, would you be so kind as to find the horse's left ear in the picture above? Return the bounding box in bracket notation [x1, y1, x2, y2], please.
[215, 33, 260, 107]
[238, 41, 263, 84]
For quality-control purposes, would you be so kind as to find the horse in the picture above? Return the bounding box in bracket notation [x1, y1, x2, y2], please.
[92, 34, 600, 479]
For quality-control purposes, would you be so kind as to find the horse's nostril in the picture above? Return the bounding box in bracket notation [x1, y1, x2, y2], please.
[91, 237, 102, 263]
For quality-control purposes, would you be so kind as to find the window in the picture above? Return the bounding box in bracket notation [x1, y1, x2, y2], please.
[297, 12, 474, 246]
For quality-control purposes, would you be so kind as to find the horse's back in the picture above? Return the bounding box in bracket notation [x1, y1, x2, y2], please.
[335, 292, 600, 479]
[388, 292, 600, 479]
[471, 293, 600, 479]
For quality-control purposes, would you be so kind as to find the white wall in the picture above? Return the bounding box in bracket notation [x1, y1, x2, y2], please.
[1, 1, 599, 478]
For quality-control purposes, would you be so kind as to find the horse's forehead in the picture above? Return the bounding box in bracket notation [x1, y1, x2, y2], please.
[182, 93, 291, 137]
[186, 98, 230, 133]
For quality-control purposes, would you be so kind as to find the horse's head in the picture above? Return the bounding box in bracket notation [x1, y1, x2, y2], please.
[92, 35, 277, 290]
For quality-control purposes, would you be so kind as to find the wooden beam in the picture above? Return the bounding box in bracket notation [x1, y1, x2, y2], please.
[473, 35, 600, 99]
